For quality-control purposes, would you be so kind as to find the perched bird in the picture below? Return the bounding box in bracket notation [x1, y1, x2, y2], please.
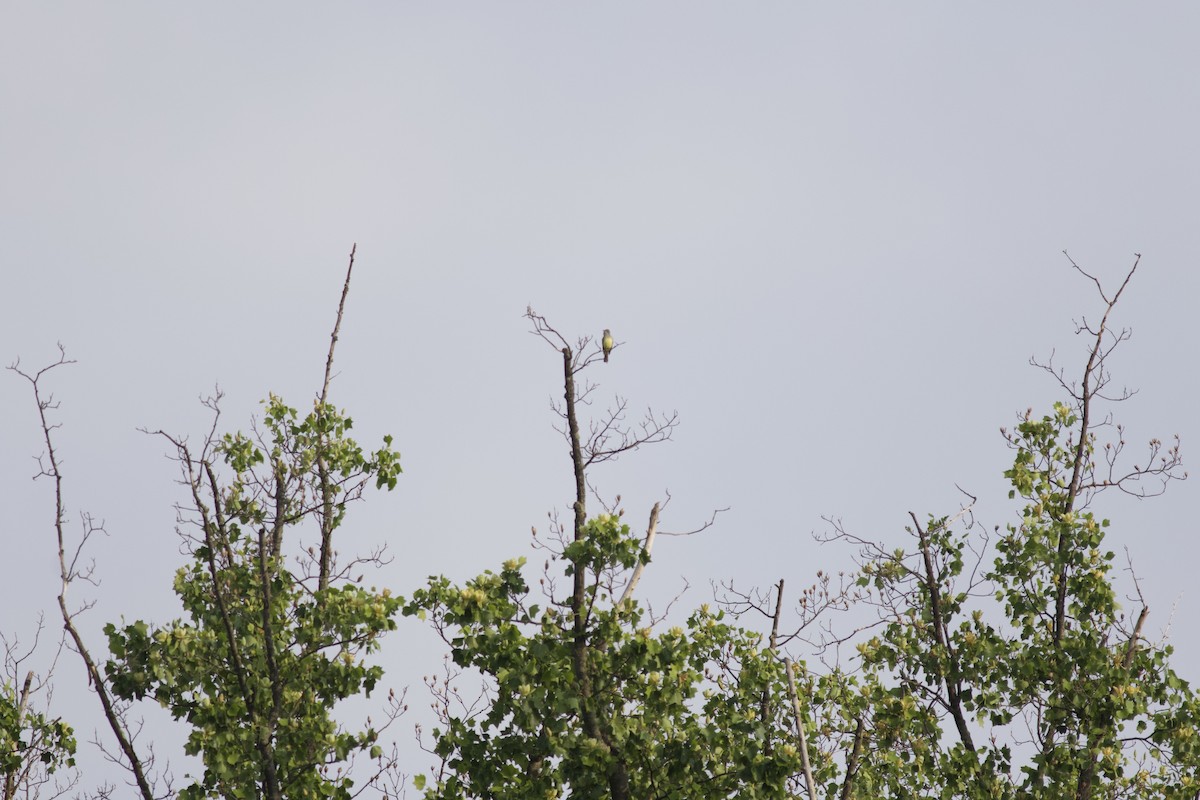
[602, 329, 614, 363]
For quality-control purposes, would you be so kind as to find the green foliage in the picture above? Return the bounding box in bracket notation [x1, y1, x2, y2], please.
[993, 406, 1200, 796]
[840, 402, 1200, 798]
[16, 274, 1199, 800]
[103, 396, 401, 800]
[0, 681, 76, 786]
[405, 291, 1200, 799]
[406, 514, 807, 799]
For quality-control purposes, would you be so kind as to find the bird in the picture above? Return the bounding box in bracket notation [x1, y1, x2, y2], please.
[602, 329, 614, 363]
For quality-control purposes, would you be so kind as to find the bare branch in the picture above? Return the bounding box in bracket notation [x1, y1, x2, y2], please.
[8, 352, 156, 800]
[617, 502, 660, 607]
[784, 658, 818, 800]
[321, 244, 356, 407]
[318, 245, 357, 591]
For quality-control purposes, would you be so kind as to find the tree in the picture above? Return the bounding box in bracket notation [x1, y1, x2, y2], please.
[783, 255, 1200, 798]
[8, 347, 153, 799]
[405, 310, 811, 799]
[11, 248, 406, 800]
[0, 621, 77, 800]
[103, 249, 405, 800]
[9, 251, 1200, 800]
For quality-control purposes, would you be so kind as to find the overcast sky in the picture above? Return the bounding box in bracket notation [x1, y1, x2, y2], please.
[3, 3, 1199, 789]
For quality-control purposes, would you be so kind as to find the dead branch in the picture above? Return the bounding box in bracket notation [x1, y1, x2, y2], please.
[317, 244, 357, 591]
[7, 349, 156, 800]
[617, 502, 660, 607]
[784, 658, 818, 800]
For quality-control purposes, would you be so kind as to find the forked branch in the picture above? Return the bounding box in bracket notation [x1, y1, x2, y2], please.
[8, 349, 156, 800]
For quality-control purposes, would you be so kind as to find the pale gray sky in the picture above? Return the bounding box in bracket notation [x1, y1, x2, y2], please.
[3, 3, 1199, 789]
